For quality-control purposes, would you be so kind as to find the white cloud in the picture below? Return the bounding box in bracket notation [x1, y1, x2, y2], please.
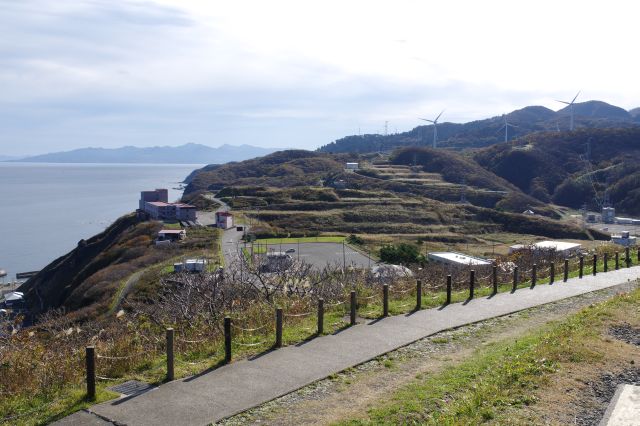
[0, 0, 639, 155]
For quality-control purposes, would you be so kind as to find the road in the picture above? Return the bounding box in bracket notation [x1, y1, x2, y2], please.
[254, 242, 375, 269]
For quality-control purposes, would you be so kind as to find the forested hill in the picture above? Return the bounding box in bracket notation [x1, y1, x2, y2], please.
[319, 101, 640, 153]
[473, 127, 640, 215]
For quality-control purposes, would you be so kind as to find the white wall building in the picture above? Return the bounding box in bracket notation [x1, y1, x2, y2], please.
[427, 252, 492, 267]
[509, 241, 582, 257]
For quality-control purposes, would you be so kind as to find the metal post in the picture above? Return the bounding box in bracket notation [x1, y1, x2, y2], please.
[625, 247, 631, 267]
[446, 275, 452, 304]
[579, 256, 584, 278]
[469, 270, 475, 299]
[564, 259, 569, 282]
[317, 298, 324, 335]
[615, 252, 619, 270]
[383, 284, 389, 317]
[275, 308, 283, 348]
[550, 262, 555, 284]
[86, 346, 96, 400]
[512, 266, 518, 292]
[637, 247, 640, 263]
[416, 279, 422, 310]
[531, 264, 537, 288]
[604, 253, 608, 273]
[350, 291, 356, 325]
[492, 265, 498, 294]
[593, 254, 597, 276]
[166, 328, 174, 381]
[224, 317, 231, 363]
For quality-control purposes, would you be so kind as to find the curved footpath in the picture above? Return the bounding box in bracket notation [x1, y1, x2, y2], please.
[56, 266, 640, 426]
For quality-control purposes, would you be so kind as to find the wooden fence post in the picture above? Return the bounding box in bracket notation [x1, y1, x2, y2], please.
[166, 328, 174, 381]
[317, 298, 324, 335]
[275, 308, 283, 348]
[492, 264, 498, 294]
[531, 264, 537, 288]
[469, 270, 475, 299]
[579, 256, 584, 278]
[626, 247, 631, 268]
[86, 346, 96, 400]
[593, 254, 597, 276]
[604, 253, 608, 273]
[615, 252, 619, 270]
[564, 259, 569, 282]
[350, 291, 357, 325]
[383, 284, 389, 317]
[224, 317, 231, 363]
[416, 279, 422, 311]
[549, 262, 555, 284]
[446, 275, 452, 304]
[512, 266, 519, 292]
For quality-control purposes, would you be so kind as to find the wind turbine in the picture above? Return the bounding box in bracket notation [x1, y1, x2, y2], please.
[556, 91, 580, 131]
[419, 110, 444, 148]
[498, 114, 518, 142]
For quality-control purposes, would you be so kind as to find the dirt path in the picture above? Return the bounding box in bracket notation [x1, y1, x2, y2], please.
[109, 270, 143, 314]
[218, 281, 639, 425]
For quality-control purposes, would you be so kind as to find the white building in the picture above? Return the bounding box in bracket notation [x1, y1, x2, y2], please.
[173, 259, 207, 273]
[345, 162, 359, 170]
[216, 211, 234, 229]
[611, 231, 637, 247]
[509, 241, 582, 257]
[427, 252, 492, 267]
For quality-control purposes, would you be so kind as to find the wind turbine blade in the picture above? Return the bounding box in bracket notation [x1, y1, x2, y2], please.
[435, 110, 444, 122]
[419, 118, 435, 123]
[556, 100, 571, 105]
[571, 91, 580, 104]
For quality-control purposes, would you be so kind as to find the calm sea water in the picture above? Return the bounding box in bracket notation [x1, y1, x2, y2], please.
[0, 163, 202, 280]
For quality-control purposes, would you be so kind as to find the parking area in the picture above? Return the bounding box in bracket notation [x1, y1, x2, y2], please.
[255, 242, 375, 270]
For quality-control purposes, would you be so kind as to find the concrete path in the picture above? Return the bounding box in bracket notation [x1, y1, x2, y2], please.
[599, 385, 640, 425]
[58, 266, 640, 426]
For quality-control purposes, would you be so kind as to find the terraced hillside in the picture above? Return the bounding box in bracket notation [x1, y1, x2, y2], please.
[185, 150, 603, 258]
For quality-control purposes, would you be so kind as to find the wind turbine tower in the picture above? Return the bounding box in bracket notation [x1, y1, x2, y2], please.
[556, 91, 580, 131]
[419, 110, 444, 148]
[499, 115, 517, 142]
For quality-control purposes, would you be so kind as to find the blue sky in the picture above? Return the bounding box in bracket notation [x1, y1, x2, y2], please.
[1, 0, 639, 156]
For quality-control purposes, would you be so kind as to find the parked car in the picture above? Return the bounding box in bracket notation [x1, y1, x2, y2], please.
[285, 248, 296, 253]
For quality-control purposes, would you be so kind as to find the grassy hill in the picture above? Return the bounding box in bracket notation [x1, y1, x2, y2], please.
[19, 214, 220, 321]
[474, 127, 640, 214]
[185, 150, 348, 193]
[319, 101, 640, 154]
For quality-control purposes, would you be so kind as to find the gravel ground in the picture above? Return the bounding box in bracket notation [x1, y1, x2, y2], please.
[609, 323, 640, 346]
[575, 368, 640, 426]
[217, 280, 639, 425]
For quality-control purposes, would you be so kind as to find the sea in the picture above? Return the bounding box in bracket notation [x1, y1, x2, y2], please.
[0, 163, 202, 281]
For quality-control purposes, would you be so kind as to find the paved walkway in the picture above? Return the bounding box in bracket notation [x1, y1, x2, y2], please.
[57, 266, 640, 426]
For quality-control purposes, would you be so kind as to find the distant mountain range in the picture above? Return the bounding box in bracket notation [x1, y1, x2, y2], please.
[0, 154, 23, 161]
[320, 100, 640, 153]
[9, 143, 283, 164]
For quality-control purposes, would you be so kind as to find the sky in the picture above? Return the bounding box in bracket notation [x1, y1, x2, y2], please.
[1, 0, 639, 156]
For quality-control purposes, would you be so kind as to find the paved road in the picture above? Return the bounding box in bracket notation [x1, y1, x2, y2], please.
[255, 242, 376, 269]
[57, 266, 640, 426]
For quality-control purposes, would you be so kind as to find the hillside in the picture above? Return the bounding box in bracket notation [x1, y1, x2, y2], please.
[19, 214, 220, 320]
[474, 127, 640, 214]
[319, 101, 640, 154]
[184, 150, 349, 193]
[12, 143, 281, 164]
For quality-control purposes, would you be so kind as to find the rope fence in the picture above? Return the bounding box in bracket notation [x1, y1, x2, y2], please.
[59, 252, 640, 405]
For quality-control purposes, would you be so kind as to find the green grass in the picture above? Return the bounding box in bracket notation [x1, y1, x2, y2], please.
[337, 285, 640, 425]
[254, 236, 346, 244]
